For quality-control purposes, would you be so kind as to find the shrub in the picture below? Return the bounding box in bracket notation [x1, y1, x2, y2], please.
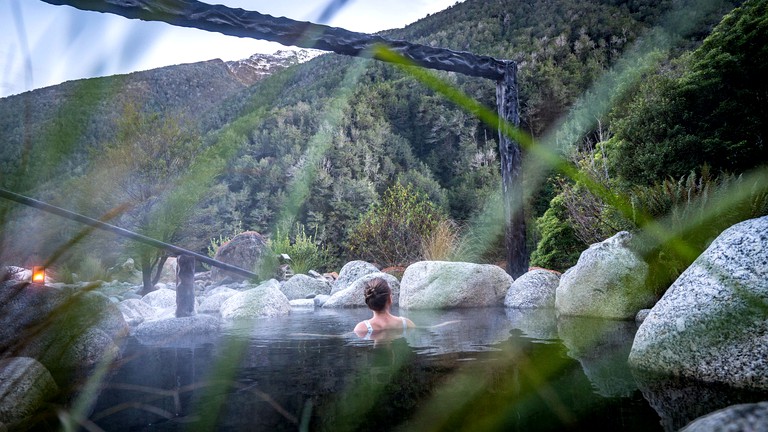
[558, 144, 635, 246]
[559, 178, 634, 246]
[608, 1, 768, 185]
[630, 168, 768, 295]
[76, 255, 109, 282]
[54, 264, 76, 284]
[449, 188, 506, 265]
[421, 219, 462, 261]
[268, 223, 330, 274]
[529, 194, 585, 272]
[347, 183, 444, 267]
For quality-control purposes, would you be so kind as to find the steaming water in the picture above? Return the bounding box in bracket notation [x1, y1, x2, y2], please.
[87, 308, 766, 431]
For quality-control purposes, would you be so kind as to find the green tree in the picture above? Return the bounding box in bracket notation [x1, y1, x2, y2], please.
[81, 102, 203, 294]
[609, 0, 768, 185]
[347, 183, 444, 267]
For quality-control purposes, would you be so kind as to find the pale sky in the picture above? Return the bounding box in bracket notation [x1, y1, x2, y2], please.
[0, 0, 463, 98]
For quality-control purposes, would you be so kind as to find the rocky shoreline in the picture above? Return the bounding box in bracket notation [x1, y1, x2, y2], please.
[1, 215, 766, 429]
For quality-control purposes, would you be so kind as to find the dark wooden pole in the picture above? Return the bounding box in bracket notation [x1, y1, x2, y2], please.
[0, 188, 260, 280]
[175, 254, 196, 317]
[496, 62, 527, 278]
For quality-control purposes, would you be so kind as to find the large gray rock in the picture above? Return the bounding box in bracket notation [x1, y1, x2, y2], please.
[1, 266, 28, 281]
[141, 288, 177, 309]
[30, 289, 128, 341]
[205, 286, 239, 297]
[281, 274, 332, 300]
[289, 299, 316, 308]
[118, 299, 156, 327]
[220, 280, 291, 319]
[681, 402, 768, 432]
[555, 231, 652, 319]
[313, 294, 330, 307]
[504, 269, 560, 308]
[134, 314, 221, 347]
[331, 261, 379, 295]
[322, 273, 400, 308]
[78, 291, 130, 340]
[635, 308, 651, 324]
[135, 314, 220, 338]
[211, 231, 272, 283]
[0, 283, 127, 376]
[400, 261, 511, 309]
[60, 327, 120, 369]
[629, 216, 768, 389]
[16, 325, 121, 377]
[198, 290, 238, 314]
[632, 368, 764, 431]
[0, 357, 59, 425]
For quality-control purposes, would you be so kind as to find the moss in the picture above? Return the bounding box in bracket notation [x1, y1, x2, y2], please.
[529, 194, 585, 272]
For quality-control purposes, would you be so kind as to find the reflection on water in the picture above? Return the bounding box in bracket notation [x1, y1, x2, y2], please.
[83, 308, 768, 431]
[505, 308, 559, 340]
[633, 369, 768, 432]
[557, 316, 638, 398]
[404, 308, 516, 356]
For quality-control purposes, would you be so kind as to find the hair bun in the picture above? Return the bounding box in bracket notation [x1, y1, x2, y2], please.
[364, 285, 377, 301]
[363, 277, 392, 311]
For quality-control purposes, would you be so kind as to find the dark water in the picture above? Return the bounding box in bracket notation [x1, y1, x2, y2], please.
[83, 308, 767, 431]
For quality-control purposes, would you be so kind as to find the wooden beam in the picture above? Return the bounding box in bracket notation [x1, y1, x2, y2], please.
[0, 188, 260, 281]
[40, 0, 507, 80]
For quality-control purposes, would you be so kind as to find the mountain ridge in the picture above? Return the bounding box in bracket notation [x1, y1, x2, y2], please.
[225, 50, 322, 85]
[0, 48, 317, 178]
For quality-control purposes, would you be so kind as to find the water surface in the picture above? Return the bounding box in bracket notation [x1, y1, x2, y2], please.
[86, 308, 767, 431]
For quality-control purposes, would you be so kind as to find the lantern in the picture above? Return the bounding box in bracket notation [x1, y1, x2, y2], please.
[32, 266, 45, 283]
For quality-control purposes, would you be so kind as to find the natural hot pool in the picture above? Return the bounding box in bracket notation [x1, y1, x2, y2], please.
[85, 307, 767, 431]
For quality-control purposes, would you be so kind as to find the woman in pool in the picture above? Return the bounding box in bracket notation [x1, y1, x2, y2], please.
[354, 277, 415, 338]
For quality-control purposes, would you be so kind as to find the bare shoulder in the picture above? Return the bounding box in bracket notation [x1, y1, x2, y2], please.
[403, 317, 416, 328]
[353, 321, 368, 337]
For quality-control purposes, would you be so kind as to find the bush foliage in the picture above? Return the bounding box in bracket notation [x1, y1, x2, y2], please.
[268, 223, 330, 274]
[347, 183, 444, 267]
[608, 0, 768, 185]
[421, 219, 463, 262]
[529, 194, 585, 272]
[630, 169, 768, 294]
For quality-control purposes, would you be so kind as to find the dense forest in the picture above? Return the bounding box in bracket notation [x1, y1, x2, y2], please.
[1, 0, 766, 296]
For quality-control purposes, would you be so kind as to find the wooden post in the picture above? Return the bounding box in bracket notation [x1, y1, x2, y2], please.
[496, 61, 528, 278]
[175, 254, 196, 317]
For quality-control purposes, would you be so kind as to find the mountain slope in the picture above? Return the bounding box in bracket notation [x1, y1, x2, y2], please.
[0, 53, 311, 182]
[0, 0, 741, 268]
[178, 0, 739, 261]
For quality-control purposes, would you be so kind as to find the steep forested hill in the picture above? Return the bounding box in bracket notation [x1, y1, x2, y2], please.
[0, 0, 745, 271]
[0, 52, 311, 183]
[184, 0, 738, 260]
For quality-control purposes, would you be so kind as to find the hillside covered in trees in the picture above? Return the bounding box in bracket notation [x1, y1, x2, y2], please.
[1, 0, 765, 295]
